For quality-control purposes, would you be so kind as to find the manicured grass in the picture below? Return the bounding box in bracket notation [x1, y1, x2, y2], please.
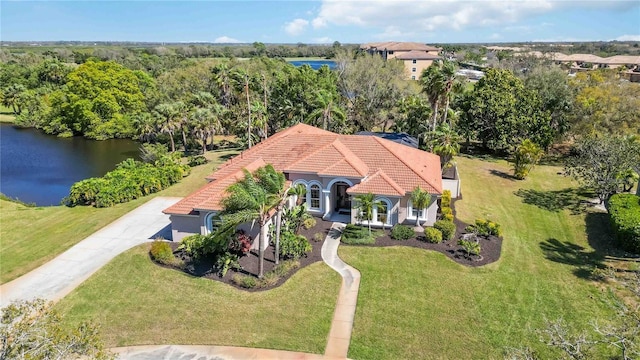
[0, 149, 238, 284]
[0, 105, 15, 123]
[340, 155, 617, 359]
[54, 245, 340, 352]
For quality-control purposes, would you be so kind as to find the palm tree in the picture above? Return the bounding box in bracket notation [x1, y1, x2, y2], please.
[354, 193, 381, 237]
[420, 60, 460, 131]
[308, 89, 346, 131]
[219, 165, 285, 278]
[288, 183, 307, 206]
[410, 187, 432, 231]
[1, 84, 26, 115]
[427, 123, 462, 172]
[190, 108, 213, 154]
[132, 113, 157, 143]
[154, 103, 180, 152]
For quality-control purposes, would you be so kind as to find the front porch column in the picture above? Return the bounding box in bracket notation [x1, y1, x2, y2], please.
[322, 189, 331, 220]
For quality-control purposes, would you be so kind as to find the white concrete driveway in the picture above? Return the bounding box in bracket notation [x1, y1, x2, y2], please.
[0, 197, 182, 307]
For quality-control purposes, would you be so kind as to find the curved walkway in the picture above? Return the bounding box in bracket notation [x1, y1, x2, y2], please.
[320, 222, 360, 359]
[0, 197, 182, 308]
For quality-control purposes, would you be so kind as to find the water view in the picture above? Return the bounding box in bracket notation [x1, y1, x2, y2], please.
[288, 59, 336, 70]
[0, 124, 140, 206]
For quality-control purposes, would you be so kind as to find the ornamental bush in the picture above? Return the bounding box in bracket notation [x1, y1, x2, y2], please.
[149, 240, 173, 264]
[441, 206, 453, 217]
[390, 224, 415, 240]
[424, 227, 443, 243]
[441, 190, 452, 208]
[279, 232, 312, 259]
[468, 219, 502, 237]
[302, 217, 317, 230]
[434, 220, 456, 241]
[608, 194, 640, 253]
[67, 159, 188, 207]
[341, 224, 378, 245]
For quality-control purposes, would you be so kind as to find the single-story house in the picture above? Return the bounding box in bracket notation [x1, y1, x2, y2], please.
[163, 124, 443, 248]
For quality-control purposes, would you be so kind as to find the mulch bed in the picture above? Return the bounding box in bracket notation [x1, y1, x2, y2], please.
[153, 198, 502, 291]
[347, 197, 503, 267]
[157, 219, 334, 292]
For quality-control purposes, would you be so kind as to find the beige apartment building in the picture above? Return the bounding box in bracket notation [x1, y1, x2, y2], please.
[360, 42, 442, 80]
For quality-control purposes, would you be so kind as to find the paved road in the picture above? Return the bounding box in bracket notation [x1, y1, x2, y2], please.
[0, 197, 181, 307]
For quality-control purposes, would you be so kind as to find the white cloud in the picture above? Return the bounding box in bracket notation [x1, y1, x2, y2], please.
[308, 0, 635, 37]
[312, 36, 333, 43]
[614, 34, 640, 41]
[213, 36, 242, 43]
[284, 18, 309, 36]
[490, 33, 502, 40]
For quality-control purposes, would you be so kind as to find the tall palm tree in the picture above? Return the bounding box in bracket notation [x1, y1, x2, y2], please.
[427, 123, 462, 172]
[288, 183, 307, 206]
[410, 187, 432, 231]
[219, 165, 285, 278]
[190, 108, 213, 154]
[354, 193, 381, 237]
[420, 60, 460, 131]
[308, 89, 346, 131]
[154, 103, 180, 152]
[132, 112, 157, 143]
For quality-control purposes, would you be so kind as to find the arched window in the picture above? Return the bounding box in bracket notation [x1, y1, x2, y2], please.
[309, 184, 321, 210]
[205, 212, 222, 234]
[375, 197, 392, 225]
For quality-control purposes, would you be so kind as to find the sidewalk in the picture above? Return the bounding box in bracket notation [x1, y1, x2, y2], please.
[0, 197, 182, 307]
[112, 345, 342, 360]
[320, 222, 360, 359]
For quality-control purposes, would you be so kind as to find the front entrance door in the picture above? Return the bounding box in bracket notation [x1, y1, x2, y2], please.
[335, 184, 351, 212]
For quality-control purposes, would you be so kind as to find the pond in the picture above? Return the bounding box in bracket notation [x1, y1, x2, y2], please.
[288, 59, 336, 70]
[0, 124, 140, 206]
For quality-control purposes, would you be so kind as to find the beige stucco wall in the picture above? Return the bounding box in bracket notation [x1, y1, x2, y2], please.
[442, 179, 461, 199]
[405, 59, 436, 80]
[398, 195, 439, 227]
[387, 49, 439, 60]
[169, 214, 201, 242]
[350, 196, 401, 228]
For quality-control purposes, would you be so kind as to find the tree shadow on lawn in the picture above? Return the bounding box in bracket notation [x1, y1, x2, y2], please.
[515, 187, 595, 215]
[540, 211, 640, 280]
[489, 169, 517, 181]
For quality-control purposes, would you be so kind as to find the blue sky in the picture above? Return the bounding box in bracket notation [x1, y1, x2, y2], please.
[1, 1, 639, 43]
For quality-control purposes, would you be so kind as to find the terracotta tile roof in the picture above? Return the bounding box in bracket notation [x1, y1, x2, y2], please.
[164, 123, 442, 215]
[361, 41, 441, 52]
[395, 50, 441, 61]
[347, 169, 405, 197]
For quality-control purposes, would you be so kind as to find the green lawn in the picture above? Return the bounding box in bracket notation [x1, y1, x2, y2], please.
[0, 104, 15, 123]
[340, 155, 618, 359]
[54, 245, 340, 351]
[0, 149, 238, 284]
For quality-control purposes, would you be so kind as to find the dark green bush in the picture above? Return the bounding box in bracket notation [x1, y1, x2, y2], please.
[341, 224, 377, 245]
[188, 155, 208, 167]
[434, 220, 456, 241]
[390, 225, 415, 240]
[68, 159, 188, 207]
[149, 240, 174, 265]
[608, 194, 640, 253]
[215, 252, 240, 277]
[279, 232, 312, 259]
[458, 239, 481, 259]
[424, 228, 443, 243]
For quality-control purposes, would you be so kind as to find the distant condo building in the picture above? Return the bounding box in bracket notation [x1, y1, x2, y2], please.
[360, 41, 441, 80]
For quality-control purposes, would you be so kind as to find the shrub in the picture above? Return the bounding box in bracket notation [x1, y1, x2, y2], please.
[443, 213, 454, 222]
[441, 190, 452, 208]
[473, 219, 502, 237]
[390, 225, 415, 240]
[434, 220, 456, 241]
[608, 194, 640, 253]
[512, 139, 543, 180]
[139, 143, 169, 164]
[302, 217, 317, 230]
[232, 274, 257, 289]
[313, 232, 325, 242]
[424, 228, 443, 243]
[458, 239, 481, 259]
[188, 155, 208, 167]
[441, 206, 453, 217]
[279, 232, 312, 259]
[149, 240, 173, 264]
[67, 159, 188, 207]
[215, 252, 240, 277]
[228, 230, 252, 254]
[341, 224, 377, 245]
[272, 259, 300, 276]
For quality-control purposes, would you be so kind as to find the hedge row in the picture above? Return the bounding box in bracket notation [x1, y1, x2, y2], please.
[608, 194, 640, 254]
[67, 158, 189, 207]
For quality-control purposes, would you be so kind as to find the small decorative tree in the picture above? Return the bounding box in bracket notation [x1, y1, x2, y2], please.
[512, 139, 544, 180]
[410, 187, 432, 231]
[458, 238, 481, 260]
[354, 193, 382, 237]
